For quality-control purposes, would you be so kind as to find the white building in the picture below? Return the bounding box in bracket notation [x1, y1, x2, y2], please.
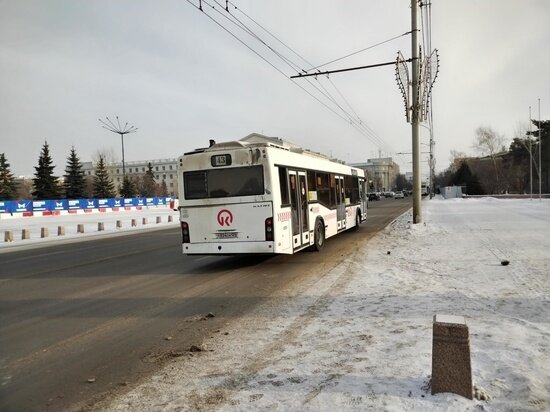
[350, 157, 400, 192]
[82, 158, 178, 196]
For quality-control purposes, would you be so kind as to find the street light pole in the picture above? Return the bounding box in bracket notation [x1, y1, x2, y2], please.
[99, 116, 138, 184]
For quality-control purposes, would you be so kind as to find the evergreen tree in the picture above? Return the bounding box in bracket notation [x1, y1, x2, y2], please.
[0, 153, 18, 200]
[93, 155, 116, 198]
[140, 162, 157, 197]
[63, 146, 86, 199]
[160, 180, 168, 196]
[32, 141, 61, 199]
[451, 161, 484, 195]
[120, 176, 136, 198]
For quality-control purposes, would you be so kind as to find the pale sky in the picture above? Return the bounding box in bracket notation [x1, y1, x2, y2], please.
[1, 0, 549, 177]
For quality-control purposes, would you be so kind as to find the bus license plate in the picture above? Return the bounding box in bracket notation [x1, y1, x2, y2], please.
[216, 232, 237, 239]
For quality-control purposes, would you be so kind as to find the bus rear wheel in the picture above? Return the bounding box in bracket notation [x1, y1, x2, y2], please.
[314, 218, 325, 251]
[353, 210, 361, 231]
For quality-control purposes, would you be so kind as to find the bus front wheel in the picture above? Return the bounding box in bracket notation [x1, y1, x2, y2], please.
[314, 218, 325, 251]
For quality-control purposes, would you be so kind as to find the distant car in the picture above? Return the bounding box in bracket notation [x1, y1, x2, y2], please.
[368, 193, 380, 201]
[394, 191, 405, 199]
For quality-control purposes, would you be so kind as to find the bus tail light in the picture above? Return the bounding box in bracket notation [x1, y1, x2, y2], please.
[181, 221, 190, 243]
[265, 217, 273, 241]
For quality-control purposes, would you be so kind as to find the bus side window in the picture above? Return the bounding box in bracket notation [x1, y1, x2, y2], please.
[278, 167, 290, 206]
[316, 172, 330, 207]
[329, 174, 337, 208]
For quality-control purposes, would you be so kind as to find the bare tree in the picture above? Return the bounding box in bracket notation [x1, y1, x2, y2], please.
[449, 150, 468, 172]
[472, 127, 506, 192]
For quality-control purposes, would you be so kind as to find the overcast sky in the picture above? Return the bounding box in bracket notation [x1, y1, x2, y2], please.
[1, 0, 549, 177]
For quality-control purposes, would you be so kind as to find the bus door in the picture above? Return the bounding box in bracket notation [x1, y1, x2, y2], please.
[289, 170, 310, 249]
[359, 178, 367, 215]
[335, 175, 346, 230]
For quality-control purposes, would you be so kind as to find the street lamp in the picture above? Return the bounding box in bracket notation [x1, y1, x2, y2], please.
[98, 116, 138, 181]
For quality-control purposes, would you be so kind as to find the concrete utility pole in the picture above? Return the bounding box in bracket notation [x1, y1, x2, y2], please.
[411, 0, 422, 223]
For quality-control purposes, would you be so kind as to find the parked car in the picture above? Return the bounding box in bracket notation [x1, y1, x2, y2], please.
[394, 191, 405, 199]
[368, 192, 380, 201]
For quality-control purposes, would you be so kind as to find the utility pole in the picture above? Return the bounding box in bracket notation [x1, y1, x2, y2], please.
[411, 0, 422, 223]
[538, 98, 542, 201]
[529, 106, 533, 199]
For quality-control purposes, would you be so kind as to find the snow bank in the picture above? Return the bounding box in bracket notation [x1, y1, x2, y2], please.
[0, 207, 179, 250]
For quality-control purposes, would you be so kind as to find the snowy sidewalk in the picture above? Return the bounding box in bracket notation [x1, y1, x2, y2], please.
[103, 198, 548, 411]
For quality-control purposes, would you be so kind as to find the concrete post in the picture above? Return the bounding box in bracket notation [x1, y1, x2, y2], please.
[432, 314, 473, 399]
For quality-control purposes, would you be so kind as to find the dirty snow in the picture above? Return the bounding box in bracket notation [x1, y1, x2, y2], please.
[101, 197, 549, 411]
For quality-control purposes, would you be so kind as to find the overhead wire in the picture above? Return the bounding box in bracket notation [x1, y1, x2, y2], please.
[208, 0, 388, 148]
[222, 0, 387, 147]
[186, 0, 392, 151]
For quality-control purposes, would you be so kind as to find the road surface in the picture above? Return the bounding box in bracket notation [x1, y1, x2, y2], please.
[0, 198, 411, 411]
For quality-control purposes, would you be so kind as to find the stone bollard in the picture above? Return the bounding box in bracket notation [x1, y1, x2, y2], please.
[156, 216, 161, 224]
[168, 215, 173, 223]
[142, 217, 148, 225]
[131, 219, 137, 227]
[77, 224, 85, 234]
[5, 231, 14, 242]
[116, 220, 122, 229]
[22, 229, 30, 240]
[432, 314, 472, 399]
[41, 227, 49, 238]
[58, 226, 65, 236]
[98, 222, 104, 231]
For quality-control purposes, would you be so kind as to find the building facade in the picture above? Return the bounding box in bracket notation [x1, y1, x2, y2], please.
[351, 157, 400, 192]
[82, 158, 178, 196]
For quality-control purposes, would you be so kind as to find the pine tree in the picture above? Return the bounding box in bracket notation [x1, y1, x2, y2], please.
[32, 141, 61, 199]
[63, 146, 86, 199]
[120, 176, 136, 198]
[160, 180, 168, 196]
[0, 153, 18, 200]
[140, 162, 157, 197]
[93, 155, 116, 198]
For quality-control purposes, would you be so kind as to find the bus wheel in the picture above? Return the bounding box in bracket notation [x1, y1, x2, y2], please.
[314, 218, 325, 251]
[354, 210, 361, 231]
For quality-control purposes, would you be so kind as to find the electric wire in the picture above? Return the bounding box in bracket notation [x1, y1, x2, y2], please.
[306, 31, 413, 73]
[217, 0, 389, 148]
[186, 0, 391, 151]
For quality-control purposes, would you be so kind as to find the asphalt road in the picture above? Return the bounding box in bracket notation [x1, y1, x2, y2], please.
[0, 198, 411, 411]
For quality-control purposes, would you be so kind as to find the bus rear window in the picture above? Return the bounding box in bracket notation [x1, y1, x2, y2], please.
[184, 166, 264, 199]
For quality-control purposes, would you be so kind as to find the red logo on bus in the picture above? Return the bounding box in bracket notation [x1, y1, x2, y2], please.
[217, 209, 233, 226]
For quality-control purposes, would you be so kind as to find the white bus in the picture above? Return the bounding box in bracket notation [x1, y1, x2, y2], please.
[177, 133, 367, 255]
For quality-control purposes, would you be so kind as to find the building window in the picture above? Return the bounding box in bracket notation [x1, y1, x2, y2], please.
[162, 166, 166, 171]
[170, 174, 173, 179]
[169, 165, 173, 170]
[155, 166, 159, 171]
[170, 182, 174, 187]
[116, 169, 120, 174]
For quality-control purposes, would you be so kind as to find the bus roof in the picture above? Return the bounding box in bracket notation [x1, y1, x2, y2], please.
[184, 133, 347, 165]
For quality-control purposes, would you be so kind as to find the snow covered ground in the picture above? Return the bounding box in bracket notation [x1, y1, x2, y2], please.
[101, 197, 549, 411]
[0, 207, 179, 251]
